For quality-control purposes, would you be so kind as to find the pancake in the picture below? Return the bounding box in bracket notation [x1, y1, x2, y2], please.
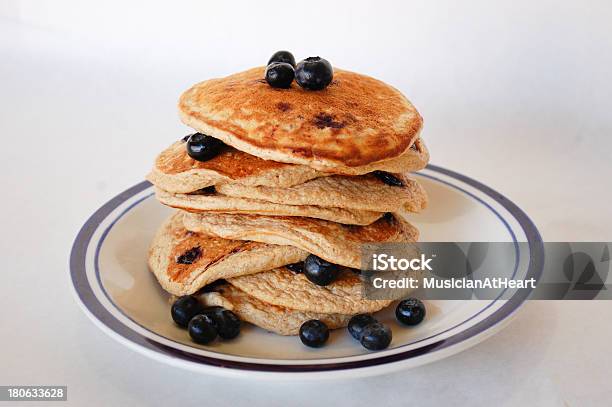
[155, 187, 382, 225]
[228, 267, 392, 315]
[216, 172, 428, 213]
[147, 140, 326, 193]
[375, 136, 430, 174]
[198, 284, 352, 336]
[179, 67, 424, 174]
[182, 212, 419, 269]
[148, 212, 307, 296]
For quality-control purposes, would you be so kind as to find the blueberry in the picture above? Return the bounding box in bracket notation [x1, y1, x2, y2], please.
[268, 50, 296, 67]
[360, 322, 392, 350]
[171, 295, 203, 328]
[285, 262, 304, 274]
[395, 298, 426, 326]
[176, 246, 201, 265]
[196, 307, 241, 339]
[372, 171, 404, 187]
[299, 320, 329, 348]
[348, 314, 377, 340]
[265, 62, 295, 89]
[188, 314, 218, 344]
[195, 186, 216, 195]
[186, 133, 224, 161]
[212, 309, 241, 340]
[295, 57, 333, 90]
[304, 255, 339, 286]
[382, 212, 396, 222]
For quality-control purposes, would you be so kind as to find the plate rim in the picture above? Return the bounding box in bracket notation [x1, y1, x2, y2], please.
[70, 164, 543, 374]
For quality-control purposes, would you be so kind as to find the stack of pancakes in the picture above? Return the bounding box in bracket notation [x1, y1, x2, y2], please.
[147, 67, 429, 335]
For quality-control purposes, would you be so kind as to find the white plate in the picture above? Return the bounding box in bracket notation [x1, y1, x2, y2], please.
[70, 165, 543, 379]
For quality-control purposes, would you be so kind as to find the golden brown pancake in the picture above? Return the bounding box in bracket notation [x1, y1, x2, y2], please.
[147, 141, 326, 193]
[155, 187, 382, 225]
[216, 172, 428, 213]
[228, 267, 392, 315]
[179, 67, 424, 174]
[182, 212, 419, 269]
[198, 284, 352, 336]
[147, 212, 307, 295]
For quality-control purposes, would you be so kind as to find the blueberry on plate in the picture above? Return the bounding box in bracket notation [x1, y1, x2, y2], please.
[265, 62, 295, 89]
[212, 309, 241, 340]
[372, 171, 404, 187]
[295, 57, 333, 90]
[348, 314, 377, 340]
[188, 314, 218, 344]
[395, 298, 426, 326]
[186, 133, 224, 161]
[171, 295, 203, 328]
[299, 319, 329, 348]
[267, 50, 296, 67]
[360, 322, 392, 350]
[304, 255, 340, 286]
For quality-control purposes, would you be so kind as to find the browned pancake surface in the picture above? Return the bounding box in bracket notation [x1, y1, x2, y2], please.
[148, 212, 307, 295]
[168, 228, 263, 283]
[156, 142, 290, 177]
[147, 141, 327, 192]
[179, 67, 422, 169]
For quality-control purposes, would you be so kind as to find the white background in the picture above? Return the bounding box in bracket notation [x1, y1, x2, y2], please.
[1, 1, 611, 406]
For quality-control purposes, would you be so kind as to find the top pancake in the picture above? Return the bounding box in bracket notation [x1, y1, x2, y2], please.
[179, 67, 423, 174]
